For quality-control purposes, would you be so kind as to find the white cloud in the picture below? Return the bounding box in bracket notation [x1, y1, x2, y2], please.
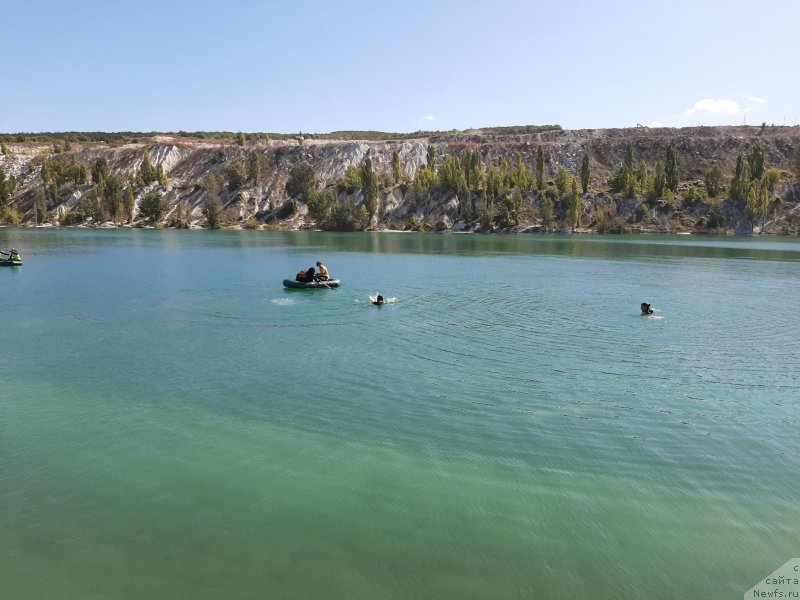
[686, 98, 741, 115]
[421, 115, 435, 121]
[649, 120, 664, 128]
[747, 96, 765, 105]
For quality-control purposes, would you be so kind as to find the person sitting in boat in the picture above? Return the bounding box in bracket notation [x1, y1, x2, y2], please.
[295, 267, 316, 283]
[372, 294, 385, 306]
[315, 260, 329, 281]
[641, 302, 654, 315]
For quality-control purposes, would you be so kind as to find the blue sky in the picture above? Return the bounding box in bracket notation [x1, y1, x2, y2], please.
[2, 0, 797, 133]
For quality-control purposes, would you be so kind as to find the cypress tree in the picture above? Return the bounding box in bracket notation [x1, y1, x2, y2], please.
[536, 146, 545, 190]
[580, 153, 591, 194]
[426, 144, 436, 172]
[360, 157, 378, 219]
[665, 145, 679, 193]
[746, 143, 764, 180]
[391, 150, 401, 184]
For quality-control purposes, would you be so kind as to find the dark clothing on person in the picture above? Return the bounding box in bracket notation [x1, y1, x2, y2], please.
[296, 267, 316, 282]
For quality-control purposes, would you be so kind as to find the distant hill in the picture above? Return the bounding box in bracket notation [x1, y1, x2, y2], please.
[1, 125, 798, 234]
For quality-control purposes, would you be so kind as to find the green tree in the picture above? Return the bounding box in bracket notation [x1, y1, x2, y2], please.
[247, 152, 262, 184]
[35, 188, 47, 223]
[0, 165, 16, 206]
[704, 166, 724, 198]
[580, 152, 591, 193]
[411, 167, 436, 199]
[512, 151, 534, 191]
[650, 161, 666, 202]
[539, 193, 554, 231]
[437, 155, 466, 196]
[237, 132, 247, 146]
[41, 158, 53, 184]
[124, 182, 136, 222]
[730, 154, 751, 203]
[568, 179, 581, 229]
[763, 168, 781, 193]
[611, 144, 646, 198]
[1, 143, 10, 155]
[139, 191, 169, 222]
[307, 188, 336, 227]
[91, 157, 109, 184]
[426, 144, 436, 172]
[157, 164, 169, 188]
[746, 143, 764, 180]
[793, 145, 800, 183]
[49, 180, 59, 205]
[360, 156, 378, 219]
[745, 178, 769, 232]
[496, 190, 522, 228]
[391, 150, 401, 184]
[81, 186, 105, 222]
[203, 175, 223, 229]
[285, 163, 317, 200]
[665, 145, 679, 192]
[479, 188, 494, 229]
[139, 151, 157, 185]
[102, 174, 125, 223]
[554, 166, 572, 198]
[624, 143, 634, 170]
[226, 161, 246, 190]
[536, 146, 545, 190]
[464, 149, 484, 192]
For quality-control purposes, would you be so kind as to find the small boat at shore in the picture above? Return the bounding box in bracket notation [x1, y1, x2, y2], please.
[0, 259, 22, 267]
[283, 279, 341, 289]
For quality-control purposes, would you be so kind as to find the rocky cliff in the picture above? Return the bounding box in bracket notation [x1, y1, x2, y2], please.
[1, 125, 799, 234]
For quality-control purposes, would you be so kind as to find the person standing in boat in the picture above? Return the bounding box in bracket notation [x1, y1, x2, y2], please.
[315, 260, 329, 281]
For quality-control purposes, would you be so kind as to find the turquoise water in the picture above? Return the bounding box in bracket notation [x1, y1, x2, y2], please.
[1, 229, 798, 599]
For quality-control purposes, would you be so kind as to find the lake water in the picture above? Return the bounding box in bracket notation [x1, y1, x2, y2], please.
[1, 229, 798, 600]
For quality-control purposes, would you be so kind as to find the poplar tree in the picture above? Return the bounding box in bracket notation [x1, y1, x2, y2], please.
[665, 145, 679, 193]
[651, 161, 666, 201]
[536, 146, 545, 189]
[793, 145, 800, 183]
[0, 165, 16, 206]
[746, 143, 764, 180]
[731, 155, 751, 203]
[704, 166, 724, 198]
[35, 188, 47, 223]
[580, 152, 591, 193]
[360, 157, 378, 219]
[92, 158, 109, 184]
[512, 151, 534, 191]
[426, 144, 436, 172]
[391, 150, 401, 184]
[247, 153, 261, 184]
[124, 183, 136, 222]
[568, 179, 581, 229]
